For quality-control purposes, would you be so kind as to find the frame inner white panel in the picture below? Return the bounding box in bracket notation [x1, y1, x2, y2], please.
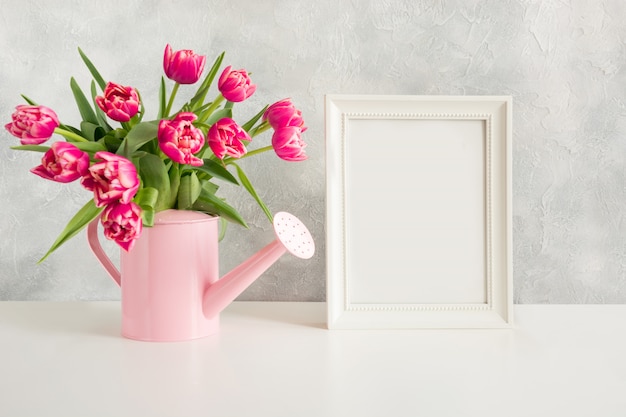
[344, 118, 487, 305]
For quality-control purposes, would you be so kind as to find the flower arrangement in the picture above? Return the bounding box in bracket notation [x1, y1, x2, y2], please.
[4, 44, 308, 261]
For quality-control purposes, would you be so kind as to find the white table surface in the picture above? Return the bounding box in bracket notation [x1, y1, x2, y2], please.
[0, 302, 624, 417]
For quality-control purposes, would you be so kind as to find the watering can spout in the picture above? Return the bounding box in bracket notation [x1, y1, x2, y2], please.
[202, 212, 315, 319]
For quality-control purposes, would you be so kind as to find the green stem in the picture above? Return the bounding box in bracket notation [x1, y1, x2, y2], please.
[207, 94, 225, 115]
[164, 82, 180, 118]
[54, 127, 88, 143]
[225, 145, 273, 164]
[250, 121, 272, 138]
[197, 94, 226, 124]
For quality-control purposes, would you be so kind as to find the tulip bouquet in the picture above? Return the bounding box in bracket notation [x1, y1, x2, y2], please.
[4, 44, 308, 261]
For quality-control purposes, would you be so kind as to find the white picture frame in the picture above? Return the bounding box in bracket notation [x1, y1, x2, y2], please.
[325, 95, 513, 329]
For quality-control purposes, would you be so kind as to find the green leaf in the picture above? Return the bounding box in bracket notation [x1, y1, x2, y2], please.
[91, 81, 113, 131]
[158, 77, 167, 119]
[142, 210, 155, 227]
[189, 85, 210, 111]
[70, 77, 99, 126]
[78, 47, 107, 91]
[203, 107, 232, 126]
[194, 95, 225, 124]
[11, 145, 50, 153]
[135, 89, 145, 123]
[167, 162, 181, 208]
[135, 186, 159, 209]
[80, 121, 106, 141]
[177, 172, 201, 209]
[232, 162, 273, 223]
[135, 186, 159, 227]
[202, 180, 219, 194]
[73, 141, 107, 154]
[192, 188, 247, 227]
[60, 124, 83, 137]
[195, 159, 239, 185]
[103, 134, 123, 153]
[137, 153, 171, 211]
[218, 217, 228, 241]
[189, 52, 225, 110]
[193, 101, 212, 114]
[241, 105, 268, 132]
[20, 95, 38, 105]
[117, 121, 159, 157]
[39, 199, 103, 263]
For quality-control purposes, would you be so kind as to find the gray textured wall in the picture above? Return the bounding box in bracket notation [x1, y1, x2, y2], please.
[1, 0, 625, 303]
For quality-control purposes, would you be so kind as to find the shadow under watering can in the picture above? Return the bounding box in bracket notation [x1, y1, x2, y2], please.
[87, 209, 314, 342]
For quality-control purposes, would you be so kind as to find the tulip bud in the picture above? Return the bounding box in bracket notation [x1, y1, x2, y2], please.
[207, 117, 250, 159]
[263, 98, 306, 131]
[163, 44, 206, 84]
[31, 142, 90, 183]
[101, 201, 143, 252]
[271, 126, 308, 162]
[158, 112, 205, 166]
[218, 66, 256, 102]
[81, 151, 140, 207]
[95, 82, 140, 122]
[5, 105, 60, 145]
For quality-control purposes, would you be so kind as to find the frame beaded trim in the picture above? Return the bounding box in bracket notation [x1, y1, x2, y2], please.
[340, 112, 494, 313]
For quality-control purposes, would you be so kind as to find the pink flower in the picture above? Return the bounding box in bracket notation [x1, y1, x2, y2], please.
[101, 201, 143, 252]
[5, 105, 60, 145]
[163, 44, 206, 84]
[81, 151, 139, 207]
[218, 66, 256, 102]
[95, 82, 140, 122]
[158, 112, 205, 166]
[272, 127, 307, 162]
[31, 142, 90, 183]
[208, 118, 250, 159]
[263, 98, 306, 131]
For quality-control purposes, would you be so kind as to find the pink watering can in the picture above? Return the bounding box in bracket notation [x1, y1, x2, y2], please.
[87, 209, 314, 342]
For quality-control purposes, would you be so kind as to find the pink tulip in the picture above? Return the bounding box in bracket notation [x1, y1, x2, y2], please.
[5, 105, 60, 145]
[100, 201, 143, 252]
[81, 151, 139, 207]
[207, 117, 250, 159]
[95, 82, 140, 122]
[31, 142, 90, 183]
[263, 98, 306, 131]
[158, 112, 205, 166]
[271, 127, 307, 162]
[218, 66, 256, 102]
[163, 44, 206, 84]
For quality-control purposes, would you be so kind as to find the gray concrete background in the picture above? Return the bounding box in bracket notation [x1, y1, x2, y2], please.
[2, 0, 626, 303]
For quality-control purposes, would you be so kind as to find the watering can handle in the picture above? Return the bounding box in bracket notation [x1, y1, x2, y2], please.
[87, 217, 122, 287]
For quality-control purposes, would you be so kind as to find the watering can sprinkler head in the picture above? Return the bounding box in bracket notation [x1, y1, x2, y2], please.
[272, 211, 315, 260]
